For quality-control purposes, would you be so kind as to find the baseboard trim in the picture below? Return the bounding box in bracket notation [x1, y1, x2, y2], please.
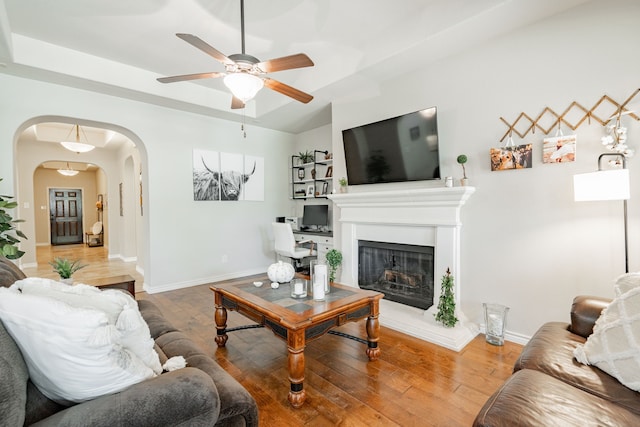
[143, 267, 267, 294]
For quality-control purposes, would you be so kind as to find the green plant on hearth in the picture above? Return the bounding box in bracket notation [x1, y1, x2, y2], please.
[456, 154, 468, 179]
[0, 178, 27, 259]
[435, 268, 459, 328]
[297, 150, 314, 164]
[49, 257, 87, 279]
[325, 249, 343, 283]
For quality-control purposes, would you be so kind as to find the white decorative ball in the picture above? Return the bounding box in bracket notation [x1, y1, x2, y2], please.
[271, 282, 280, 289]
[267, 261, 295, 283]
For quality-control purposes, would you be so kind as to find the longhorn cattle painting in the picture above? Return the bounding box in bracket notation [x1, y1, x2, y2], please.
[193, 150, 264, 201]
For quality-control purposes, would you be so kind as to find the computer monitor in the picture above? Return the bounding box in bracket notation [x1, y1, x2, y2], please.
[302, 204, 329, 230]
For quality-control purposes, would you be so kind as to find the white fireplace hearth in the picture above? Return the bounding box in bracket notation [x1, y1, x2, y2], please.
[329, 186, 478, 351]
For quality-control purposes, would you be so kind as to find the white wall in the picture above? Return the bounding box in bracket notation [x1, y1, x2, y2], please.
[331, 0, 640, 341]
[0, 74, 295, 292]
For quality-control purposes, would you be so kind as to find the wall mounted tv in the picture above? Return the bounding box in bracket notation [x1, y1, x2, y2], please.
[341, 106, 440, 185]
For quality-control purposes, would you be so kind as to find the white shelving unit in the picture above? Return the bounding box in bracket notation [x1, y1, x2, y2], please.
[290, 150, 333, 199]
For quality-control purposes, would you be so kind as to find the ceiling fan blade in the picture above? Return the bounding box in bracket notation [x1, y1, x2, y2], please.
[157, 72, 224, 84]
[176, 33, 235, 66]
[263, 78, 313, 104]
[231, 96, 245, 109]
[256, 53, 314, 73]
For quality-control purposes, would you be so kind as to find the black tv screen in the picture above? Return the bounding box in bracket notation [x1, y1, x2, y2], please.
[341, 106, 440, 185]
[302, 204, 328, 229]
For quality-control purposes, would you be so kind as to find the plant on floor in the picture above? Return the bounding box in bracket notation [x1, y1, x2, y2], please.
[0, 178, 27, 259]
[435, 268, 458, 328]
[49, 257, 87, 279]
[325, 249, 343, 283]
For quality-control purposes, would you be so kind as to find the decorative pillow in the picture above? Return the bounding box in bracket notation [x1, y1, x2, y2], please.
[0, 287, 156, 404]
[614, 272, 640, 297]
[13, 278, 162, 375]
[574, 283, 640, 391]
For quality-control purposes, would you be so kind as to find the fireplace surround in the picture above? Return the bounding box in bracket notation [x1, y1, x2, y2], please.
[329, 186, 478, 351]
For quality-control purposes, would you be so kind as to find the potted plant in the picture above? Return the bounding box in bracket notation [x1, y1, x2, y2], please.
[456, 155, 468, 186]
[338, 177, 348, 193]
[298, 150, 314, 164]
[49, 257, 87, 283]
[435, 268, 458, 328]
[325, 249, 343, 283]
[0, 178, 27, 259]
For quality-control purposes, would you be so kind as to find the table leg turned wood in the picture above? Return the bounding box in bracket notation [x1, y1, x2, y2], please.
[287, 330, 306, 408]
[366, 314, 380, 361]
[214, 305, 228, 347]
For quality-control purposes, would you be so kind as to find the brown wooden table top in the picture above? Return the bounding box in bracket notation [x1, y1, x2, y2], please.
[210, 274, 382, 330]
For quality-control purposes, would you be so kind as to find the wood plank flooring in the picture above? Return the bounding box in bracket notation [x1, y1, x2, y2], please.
[22, 245, 523, 426]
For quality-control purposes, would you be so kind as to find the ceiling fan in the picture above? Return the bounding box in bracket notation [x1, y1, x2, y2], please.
[157, 0, 314, 109]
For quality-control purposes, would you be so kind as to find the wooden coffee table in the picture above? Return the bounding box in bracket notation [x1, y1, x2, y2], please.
[210, 276, 383, 408]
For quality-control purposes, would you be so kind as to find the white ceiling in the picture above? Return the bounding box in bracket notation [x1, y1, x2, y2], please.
[0, 0, 591, 134]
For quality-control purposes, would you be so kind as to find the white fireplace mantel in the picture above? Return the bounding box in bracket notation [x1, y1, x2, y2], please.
[329, 186, 478, 351]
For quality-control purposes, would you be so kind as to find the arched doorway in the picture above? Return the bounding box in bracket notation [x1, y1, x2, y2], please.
[14, 117, 148, 284]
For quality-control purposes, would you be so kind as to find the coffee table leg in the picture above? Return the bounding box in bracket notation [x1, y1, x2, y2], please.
[214, 305, 228, 347]
[366, 314, 380, 360]
[287, 331, 306, 408]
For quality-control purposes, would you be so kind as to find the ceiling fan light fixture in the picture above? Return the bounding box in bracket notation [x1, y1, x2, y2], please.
[223, 73, 264, 102]
[57, 162, 79, 177]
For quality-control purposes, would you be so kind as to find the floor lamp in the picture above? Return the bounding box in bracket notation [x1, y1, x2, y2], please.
[573, 153, 631, 273]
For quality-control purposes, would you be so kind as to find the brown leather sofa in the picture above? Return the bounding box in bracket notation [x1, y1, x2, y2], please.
[474, 296, 640, 426]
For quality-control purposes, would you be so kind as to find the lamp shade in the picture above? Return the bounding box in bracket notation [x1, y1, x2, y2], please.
[573, 169, 630, 201]
[223, 73, 264, 102]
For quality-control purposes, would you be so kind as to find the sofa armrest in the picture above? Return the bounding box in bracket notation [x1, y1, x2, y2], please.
[569, 295, 611, 338]
[31, 368, 221, 427]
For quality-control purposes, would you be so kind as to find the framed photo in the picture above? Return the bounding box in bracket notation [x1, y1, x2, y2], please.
[325, 166, 333, 178]
[543, 135, 576, 163]
[306, 185, 314, 197]
[322, 181, 329, 195]
[490, 143, 533, 171]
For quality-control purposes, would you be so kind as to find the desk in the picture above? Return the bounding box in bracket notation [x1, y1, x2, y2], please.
[293, 231, 333, 261]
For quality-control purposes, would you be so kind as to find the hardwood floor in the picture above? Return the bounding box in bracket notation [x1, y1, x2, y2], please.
[22, 247, 522, 426]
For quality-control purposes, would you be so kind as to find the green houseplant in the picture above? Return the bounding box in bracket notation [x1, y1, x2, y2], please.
[338, 177, 347, 193]
[0, 178, 27, 259]
[456, 154, 468, 185]
[49, 257, 87, 280]
[325, 249, 343, 283]
[435, 268, 458, 328]
[298, 150, 314, 164]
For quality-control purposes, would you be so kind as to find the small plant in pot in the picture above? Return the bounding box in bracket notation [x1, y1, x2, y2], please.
[338, 177, 347, 193]
[325, 249, 343, 283]
[49, 257, 87, 283]
[298, 150, 314, 164]
[456, 154, 468, 186]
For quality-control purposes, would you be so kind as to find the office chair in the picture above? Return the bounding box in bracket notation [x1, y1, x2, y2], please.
[272, 222, 317, 271]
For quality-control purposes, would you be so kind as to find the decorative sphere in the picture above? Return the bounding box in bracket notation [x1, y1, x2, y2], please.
[267, 261, 295, 283]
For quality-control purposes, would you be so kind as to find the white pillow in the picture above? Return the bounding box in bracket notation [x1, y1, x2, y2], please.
[614, 272, 640, 297]
[0, 287, 156, 404]
[13, 278, 162, 375]
[574, 284, 640, 391]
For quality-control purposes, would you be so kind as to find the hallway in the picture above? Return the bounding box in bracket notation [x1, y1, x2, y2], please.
[21, 244, 144, 294]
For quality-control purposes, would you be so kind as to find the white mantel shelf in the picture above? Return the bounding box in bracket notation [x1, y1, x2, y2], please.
[328, 185, 478, 351]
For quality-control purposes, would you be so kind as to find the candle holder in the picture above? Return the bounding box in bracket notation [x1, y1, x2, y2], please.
[290, 278, 307, 298]
[310, 260, 328, 301]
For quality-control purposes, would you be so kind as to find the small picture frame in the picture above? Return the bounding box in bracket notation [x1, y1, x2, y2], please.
[306, 185, 314, 197]
[322, 181, 329, 195]
[325, 166, 333, 178]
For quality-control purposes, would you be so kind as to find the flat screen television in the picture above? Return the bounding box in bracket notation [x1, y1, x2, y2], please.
[302, 204, 329, 230]
[341, 106, 440, 185]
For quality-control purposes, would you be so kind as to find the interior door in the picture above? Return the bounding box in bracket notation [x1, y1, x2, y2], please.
[49, 189, 83, 245]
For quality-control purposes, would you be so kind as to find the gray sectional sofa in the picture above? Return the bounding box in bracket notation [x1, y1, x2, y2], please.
[0, 256, 258, 426]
